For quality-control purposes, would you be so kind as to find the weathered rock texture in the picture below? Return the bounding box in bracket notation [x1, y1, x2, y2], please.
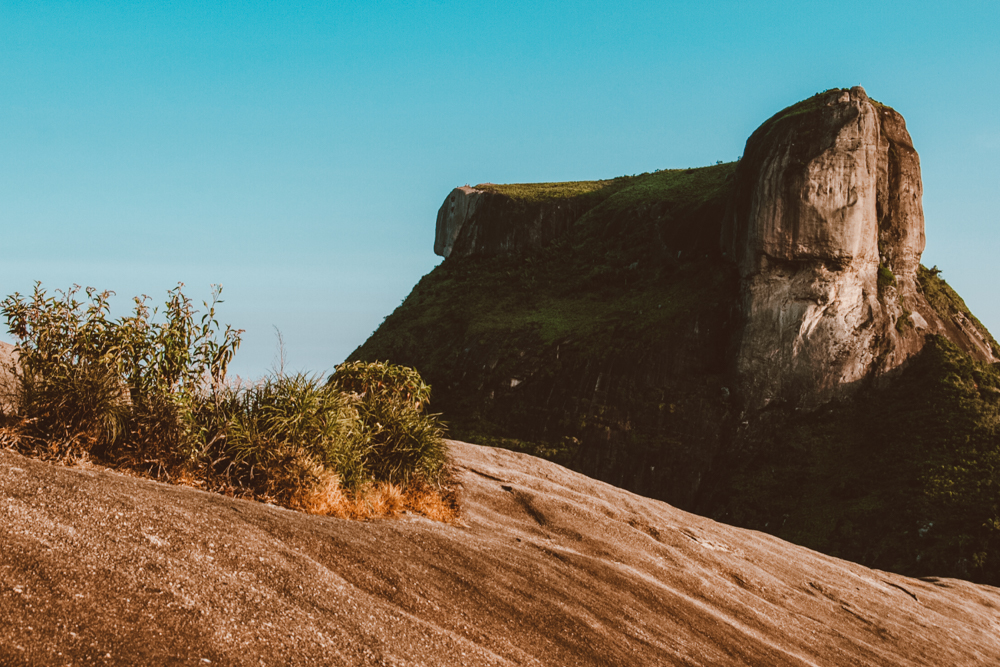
[724, 86, 997, 408]
[3, 443, 1000, 666]
[434, 186, 484, 257]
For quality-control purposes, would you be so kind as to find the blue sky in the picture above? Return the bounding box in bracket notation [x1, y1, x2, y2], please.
[1, 1, 998, 378]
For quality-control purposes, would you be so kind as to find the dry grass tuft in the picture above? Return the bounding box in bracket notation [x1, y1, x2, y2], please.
[290, 473, 459, 523]
[358, 481, 406, 518]
[404, 481, 459, 523]
[291, 470, 351, 517]
[1, 420, 461, 523]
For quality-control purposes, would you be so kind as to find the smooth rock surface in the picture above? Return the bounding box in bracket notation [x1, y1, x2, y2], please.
[2, 440, 999, 666]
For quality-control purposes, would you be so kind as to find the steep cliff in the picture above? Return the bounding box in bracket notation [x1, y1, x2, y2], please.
[724, 86, 995, 409]
[351, 88, 1000, 584]
[356, 164, 739, 509]
[434, 180, 620, 259]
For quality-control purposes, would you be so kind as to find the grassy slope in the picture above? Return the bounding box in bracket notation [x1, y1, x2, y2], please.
[358, 163, 737, 361]
[719, 335, 1000, 585]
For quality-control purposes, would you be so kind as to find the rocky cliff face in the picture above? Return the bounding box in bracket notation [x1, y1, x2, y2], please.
[434, 184, 609, 259]
[434, 186, 483, 257]
[724, 86, 996, 409]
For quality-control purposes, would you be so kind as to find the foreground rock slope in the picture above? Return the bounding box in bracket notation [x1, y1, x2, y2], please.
[2, 442, 999, 666]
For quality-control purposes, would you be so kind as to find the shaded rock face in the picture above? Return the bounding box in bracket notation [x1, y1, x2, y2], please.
[724, 87, 996, 409]
[434, 186, 484, 258]
[434, 186, 595, 259]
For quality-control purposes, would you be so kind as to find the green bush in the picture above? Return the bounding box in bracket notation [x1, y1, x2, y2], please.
[1, 283, 241, 462]
[220, 373, 364, 496]
[0, 283, 450, 511]
[331, 360, 432, 409]
[330, 361, 447, 484]
[877, 264, 897, 290]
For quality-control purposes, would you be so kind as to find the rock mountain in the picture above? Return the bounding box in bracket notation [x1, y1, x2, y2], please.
[353, 87, 1000, 584]
[725, 86, 994, 408]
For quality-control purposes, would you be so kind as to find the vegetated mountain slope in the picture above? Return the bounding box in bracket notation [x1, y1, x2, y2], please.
[354, 163, 740, 507]
[351, 88, 1000, 585]
[2, 442, 999, 666]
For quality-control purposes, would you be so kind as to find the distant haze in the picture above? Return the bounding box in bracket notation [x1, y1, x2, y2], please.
[1, 1, 997, 379]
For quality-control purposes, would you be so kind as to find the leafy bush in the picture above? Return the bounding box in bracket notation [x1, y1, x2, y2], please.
[330, 361, 448, 485]
[1, 283, 241, 462]
[0, 283, 453, 521]
[877, 264, 897, 290]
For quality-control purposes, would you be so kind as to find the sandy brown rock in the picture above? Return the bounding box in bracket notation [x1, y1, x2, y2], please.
[1, 440, 999, 666]
[0, 342, 18, 415]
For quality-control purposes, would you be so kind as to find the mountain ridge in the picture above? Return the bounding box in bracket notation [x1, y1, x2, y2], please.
[351, 87, 1000, 584]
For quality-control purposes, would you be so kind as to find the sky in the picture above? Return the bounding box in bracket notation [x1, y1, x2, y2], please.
[1, 1, 998, 379]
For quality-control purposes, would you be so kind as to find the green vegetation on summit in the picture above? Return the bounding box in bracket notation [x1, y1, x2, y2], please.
[354, 161, 739, 499]
[472, 179, 619, 203]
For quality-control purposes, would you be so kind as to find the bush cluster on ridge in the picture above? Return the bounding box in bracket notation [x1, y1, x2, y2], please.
[0, 282, 455, 521]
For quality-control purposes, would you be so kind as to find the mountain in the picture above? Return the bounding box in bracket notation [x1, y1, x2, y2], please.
[2, 441, 999, 666]
[350, 87, 1000, 584]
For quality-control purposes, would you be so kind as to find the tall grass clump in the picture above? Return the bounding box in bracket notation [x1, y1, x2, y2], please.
[220, 372, 363, 501]
[0, 283, 455, 521]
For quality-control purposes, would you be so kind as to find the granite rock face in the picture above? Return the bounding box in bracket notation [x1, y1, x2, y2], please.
[434, 186, 484, 258]
[4, 443, 1000, 666]
[724, 87, 996, 409]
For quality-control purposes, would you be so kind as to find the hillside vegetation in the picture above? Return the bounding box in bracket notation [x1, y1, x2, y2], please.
[713, 335, 1000, 584]
[355, 162, 738, 481]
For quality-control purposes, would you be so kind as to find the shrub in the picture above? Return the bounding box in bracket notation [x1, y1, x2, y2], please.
[330, 361, 448, 485]
[220, 372, 364, 498]
[0, 283, 455, 521]
[877, 264, 897, 290]
[1, 283, 241, 462]
[331, 360, 432, 410]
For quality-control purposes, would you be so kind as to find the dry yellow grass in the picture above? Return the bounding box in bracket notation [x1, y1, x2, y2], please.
[293, 473, 458, 523]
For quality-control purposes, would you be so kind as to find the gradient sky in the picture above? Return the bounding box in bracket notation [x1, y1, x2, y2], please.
[2, 1, 998, 378]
